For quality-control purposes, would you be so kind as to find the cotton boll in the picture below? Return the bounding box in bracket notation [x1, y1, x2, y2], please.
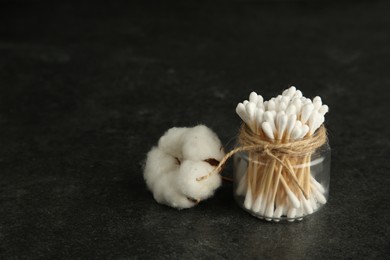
[144, 125, 225, 209]
[182, 125, 224, 162]
[177, 160, 222, 202]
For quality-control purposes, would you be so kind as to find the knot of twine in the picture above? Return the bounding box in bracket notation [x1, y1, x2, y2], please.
[197, 124, 328, 197]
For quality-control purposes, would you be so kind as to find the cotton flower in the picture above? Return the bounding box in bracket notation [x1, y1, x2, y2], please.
[143, 125, 224, 209]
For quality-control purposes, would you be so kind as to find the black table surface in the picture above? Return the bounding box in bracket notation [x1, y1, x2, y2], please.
[1, 1, 389, 259]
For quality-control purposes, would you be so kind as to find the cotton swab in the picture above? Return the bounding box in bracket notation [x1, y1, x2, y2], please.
[319, 105, 329, 116]
[252, 194, 263, 213]
[264, 113, 288, 218]
[244, 187, 253, 209]
[311, 176, 325, 193]
[276, 112, 288, 141]
[256, 95, 264, 107]
[287, 207, 297, 221]
[293, 90, 303, 99]
[286, 104, 297, 116]
[255, 108, 264, 132]
[301, 194, 313, 214]
[273, 205, 284, 220]
[245, 102, 256, 124]
[311, 183, 327, 204]
[278, 102, 287, 113]
[263, 111, 276, 135]
[280, 176, 301, 209]
[300, 124, 310, 139]
[262, 121, 275, 140]
[313, 96, 322, 110]
[236, 103, 249, 125]
[300, 103, 314, 124]
[285, 114, 297, 140]
[249, 91, 259, 104]
[291, 125, 302, 140]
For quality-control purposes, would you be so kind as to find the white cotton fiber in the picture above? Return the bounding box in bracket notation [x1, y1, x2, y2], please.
[143, 147, 178, 193]
[143, 125, 225, 209]
[152, 169, 196, 209]
[182, 125, 225, 162]
[176, 160, 221, 201]
[158, 127, 188, 159]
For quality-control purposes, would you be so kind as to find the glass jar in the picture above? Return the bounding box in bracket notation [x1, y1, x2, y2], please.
[233, 142, 330, 222]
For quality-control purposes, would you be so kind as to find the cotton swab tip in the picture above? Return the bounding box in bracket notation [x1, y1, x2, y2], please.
[262, 121, 275, 140]
[273, 205, 284, 219]
[249, 91, 258, 103]
[252, 196, 262, 212]
[276, 113, 288, 140]
[286, 188, 300, 209]
[245, 102, 256, 122]
[244, 188, 253, 209]
[319, 104, 329, 115]
[287, 208, 297, 222]
[265, 204, 274, 218]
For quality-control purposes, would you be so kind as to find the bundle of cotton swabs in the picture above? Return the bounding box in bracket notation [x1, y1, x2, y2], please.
[235, 86, 329, 221]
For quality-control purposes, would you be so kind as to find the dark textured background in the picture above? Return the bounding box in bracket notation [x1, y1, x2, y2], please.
[1, 0, 389, 259]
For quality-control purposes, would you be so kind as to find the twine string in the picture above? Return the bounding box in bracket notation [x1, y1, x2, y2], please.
[196, 125, 328, 199]
[262, 147, 308, 199]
